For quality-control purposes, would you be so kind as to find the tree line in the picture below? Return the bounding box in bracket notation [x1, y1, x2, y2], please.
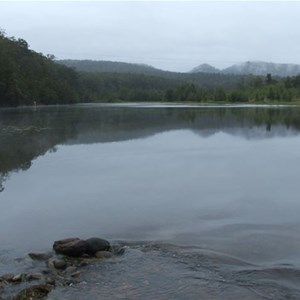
[0, 30, 300, 107]
[164, 74, 300, 103]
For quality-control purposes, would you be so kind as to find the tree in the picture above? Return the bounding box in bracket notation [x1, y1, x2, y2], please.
[165, 88, 175, 101]
[266, 73, 273, 84]
[0, 28, 6, 37]
[46, 54, 56, 60]
[17, 38, 29, 49]
[214, 87, 227, 102]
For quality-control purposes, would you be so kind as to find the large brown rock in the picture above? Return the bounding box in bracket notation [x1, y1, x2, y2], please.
[53, 237, 111, 257]
[53, 238, 88, 257]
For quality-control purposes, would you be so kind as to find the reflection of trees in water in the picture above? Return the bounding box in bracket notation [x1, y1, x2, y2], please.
[0, 106, 300, 191]
[0, 175, 5, 192]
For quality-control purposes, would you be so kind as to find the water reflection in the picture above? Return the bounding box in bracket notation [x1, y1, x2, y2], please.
[1, 105, 300, 190]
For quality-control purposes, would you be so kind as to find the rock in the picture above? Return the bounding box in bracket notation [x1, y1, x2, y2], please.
[53, 259, 67, 270]
[13, 284, 52, 300]
[47, 259, 55, 269]
[45, 277, 55, 286]
[114, 246, 126, 256]
[54, 238, 80, 245]
[70, 271, 80, 278]
[1, 273, 14, 282]
[85, 237, 111, 255]
[53, 238, 88, 257]
[65, 266, 77, 274]
[53, 237, 111, 257]
[28, 252, 53, 261]
[12, 274, 23, 283]
[27, 273, 43, 281]
[78, 260, 89, 267]
[63, 278, 77, 286]
[95, 251, 113, 259]
[0, 282, 6, 289]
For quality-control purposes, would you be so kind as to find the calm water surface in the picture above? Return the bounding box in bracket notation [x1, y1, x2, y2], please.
[1, 104, 300, 299]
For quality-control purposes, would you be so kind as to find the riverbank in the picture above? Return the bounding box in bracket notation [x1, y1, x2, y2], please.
[1, 100, 300, 110]
[1, 239, 300, 300]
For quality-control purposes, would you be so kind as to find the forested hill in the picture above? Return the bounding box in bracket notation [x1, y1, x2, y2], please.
[58, 59, 166, 76]
[57, 59, 250, 89]
[0, 30, 80, 107]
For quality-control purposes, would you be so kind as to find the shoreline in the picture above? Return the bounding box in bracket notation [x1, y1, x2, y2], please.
[1, 239, 300, 300]
[0, 101, 300, 110]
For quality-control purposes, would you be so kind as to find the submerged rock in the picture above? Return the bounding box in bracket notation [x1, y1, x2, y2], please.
[45, 277, 55, 286]
[52, 259, 67, 270]
[13, 284, 52, 300]
[27, 273, 43, 281]
[95, 251, 113, 259]
[28, 252, 53, 261]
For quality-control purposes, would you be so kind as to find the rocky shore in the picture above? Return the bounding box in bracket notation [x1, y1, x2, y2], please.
[0, 237, 125, 300]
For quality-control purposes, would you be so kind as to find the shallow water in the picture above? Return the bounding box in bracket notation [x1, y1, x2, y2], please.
[1, 104, 300, 299]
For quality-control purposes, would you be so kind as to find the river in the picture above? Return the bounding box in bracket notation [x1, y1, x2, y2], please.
[1, 104, 300, 299]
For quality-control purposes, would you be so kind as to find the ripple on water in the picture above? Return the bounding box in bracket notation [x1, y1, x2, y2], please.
[45, 243, 300, 300]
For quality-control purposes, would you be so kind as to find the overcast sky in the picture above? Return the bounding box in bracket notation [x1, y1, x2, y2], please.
[1, 1, 300, 72]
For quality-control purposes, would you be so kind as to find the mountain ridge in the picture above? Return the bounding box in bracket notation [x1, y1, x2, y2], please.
[58, 59, 300, 77]
[57, 59, 167, 76]
[191, 61, 300, 77]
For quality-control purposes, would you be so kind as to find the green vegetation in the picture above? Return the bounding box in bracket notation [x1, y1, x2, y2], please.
[0, 29, 81, 106]
[1, 30, 300, 107]
[59, 59, 164, 76]
[163, 74, 300, 103]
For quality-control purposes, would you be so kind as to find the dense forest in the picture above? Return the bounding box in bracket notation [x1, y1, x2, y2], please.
[0, 29, 81, 106]
[1, 30, 300, 107]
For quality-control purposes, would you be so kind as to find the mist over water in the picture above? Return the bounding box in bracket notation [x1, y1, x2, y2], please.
[1, 104, 300, 299]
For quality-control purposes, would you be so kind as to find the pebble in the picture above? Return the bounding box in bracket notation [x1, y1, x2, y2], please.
[45, 277, 56, 286]
[71, 271, 81, 278]
[28, 252, 53, 261]
[65, 266, 77, 274]
[27, 273, 43, 280]
[13, 284, 52, 300]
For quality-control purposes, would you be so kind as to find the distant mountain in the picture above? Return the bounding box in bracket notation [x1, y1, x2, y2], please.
[57, 59, 166, 76]
[191, 61, 300, 77]
[58, 59, 250, 89]
[223, 61, 300, 77]
[190, 63, 220, 74]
